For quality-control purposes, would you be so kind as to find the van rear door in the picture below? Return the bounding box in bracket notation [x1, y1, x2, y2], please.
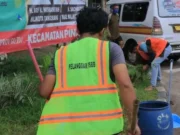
[157, 0, 180, 53]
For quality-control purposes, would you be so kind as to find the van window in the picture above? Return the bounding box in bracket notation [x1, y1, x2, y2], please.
[122, 2, 149, 22]
[158, 0, 180, 17]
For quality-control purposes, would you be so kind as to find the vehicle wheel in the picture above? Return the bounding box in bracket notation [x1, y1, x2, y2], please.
[123, 40, 138, 64]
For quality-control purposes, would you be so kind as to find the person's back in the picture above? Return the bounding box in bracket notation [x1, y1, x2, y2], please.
[38, 7, 140, 135]
[38, 37, 123, 135]
[146, 38, 168, 57]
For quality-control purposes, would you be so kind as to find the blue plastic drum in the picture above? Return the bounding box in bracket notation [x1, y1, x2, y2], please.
[138, 101, 173, 135]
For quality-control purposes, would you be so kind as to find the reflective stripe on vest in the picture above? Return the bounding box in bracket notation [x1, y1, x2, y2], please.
[51, 40, 118, 97]
[40, 108, 122, 125]
[37, 38, 123, 135]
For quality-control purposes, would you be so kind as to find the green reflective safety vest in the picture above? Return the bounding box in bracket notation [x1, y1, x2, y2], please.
[37, 37, 124, 135]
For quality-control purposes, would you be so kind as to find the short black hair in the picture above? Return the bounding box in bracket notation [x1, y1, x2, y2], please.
[76, 7, 108, 35]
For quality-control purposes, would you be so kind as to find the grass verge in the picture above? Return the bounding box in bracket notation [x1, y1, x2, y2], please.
[0, 98, 45, 135]
[0, 51, 48, 135]
[135, 80, 158, 101]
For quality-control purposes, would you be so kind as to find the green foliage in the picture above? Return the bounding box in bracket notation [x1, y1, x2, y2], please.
[0, 97, 45, 135]
[42, 53, 53, 73]
[0, 52, 47, 134]
[0, 52, 54, 109]
[0, 55, 41, 76]
[135, 80, 157, 101]
[0, 73, 39, 108]
[127, 64, 149, 83]
[126, 64, 157, 100]
[0, 52, 54, 76]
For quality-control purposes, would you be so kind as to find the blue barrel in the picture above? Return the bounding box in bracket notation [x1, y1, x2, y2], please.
[138, 101, 173, 135]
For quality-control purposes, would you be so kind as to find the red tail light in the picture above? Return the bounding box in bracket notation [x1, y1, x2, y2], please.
[152, 17, 163, 35]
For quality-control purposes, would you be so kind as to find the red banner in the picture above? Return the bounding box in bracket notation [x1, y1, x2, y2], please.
[0, 25, 77, 54]
[0, 0, 85, 54]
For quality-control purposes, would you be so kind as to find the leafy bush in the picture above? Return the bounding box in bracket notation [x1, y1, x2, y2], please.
[0, 56, 38, 76]
[42, 53, 53, 73]
[0, 73, 39, 108]
[127, 64, 149, 83]
[0, 52, 54, 109]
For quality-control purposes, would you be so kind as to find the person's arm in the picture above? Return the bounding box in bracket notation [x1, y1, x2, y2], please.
[113, 64, 136, 122]
[39, 75, 55, 99]
[39, 57, 56, 99]
[141, 52, 155, 71]
[110, 42, 136, 122]
[110, 42, 141, 135]
[142, 59, 151, 71]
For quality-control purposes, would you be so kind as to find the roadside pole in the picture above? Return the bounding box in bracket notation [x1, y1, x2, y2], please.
[27, 42, 44, 82]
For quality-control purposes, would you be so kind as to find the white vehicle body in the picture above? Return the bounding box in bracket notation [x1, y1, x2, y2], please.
[107, 0, 180, 61]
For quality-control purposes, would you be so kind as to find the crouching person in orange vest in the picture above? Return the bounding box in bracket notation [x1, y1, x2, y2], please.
[137, 38, 172, 91]
[37, 7, 140, 135]
[135, 44, 150, 66]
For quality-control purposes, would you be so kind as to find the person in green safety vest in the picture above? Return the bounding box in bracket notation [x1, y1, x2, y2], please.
[38, 7, 141, 135]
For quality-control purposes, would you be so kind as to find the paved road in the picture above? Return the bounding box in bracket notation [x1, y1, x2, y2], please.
[161, 60, 180, 134]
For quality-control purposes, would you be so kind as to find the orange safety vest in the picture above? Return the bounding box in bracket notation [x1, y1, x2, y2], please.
[146, 38, 167, 57]
[137, 44, 149, 61]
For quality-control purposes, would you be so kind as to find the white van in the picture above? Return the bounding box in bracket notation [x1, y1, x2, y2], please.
[107, 0, 180, 63]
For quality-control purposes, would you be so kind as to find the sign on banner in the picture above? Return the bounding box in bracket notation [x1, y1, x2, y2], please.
[0, 0, 85, 54]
